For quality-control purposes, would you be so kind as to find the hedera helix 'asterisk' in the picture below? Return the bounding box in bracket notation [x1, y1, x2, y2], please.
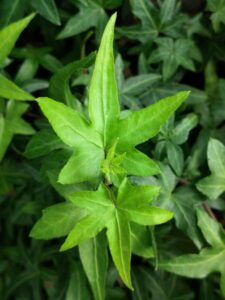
[31, 13, 190, 290]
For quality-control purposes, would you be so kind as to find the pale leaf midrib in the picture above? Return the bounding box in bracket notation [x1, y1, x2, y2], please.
[161, 249, 225, 269]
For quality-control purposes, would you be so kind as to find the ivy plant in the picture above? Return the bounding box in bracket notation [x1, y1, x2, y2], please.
[160, 208, 225, 297]
[30, 13, 189, 296]
[197, 139, 225, 200]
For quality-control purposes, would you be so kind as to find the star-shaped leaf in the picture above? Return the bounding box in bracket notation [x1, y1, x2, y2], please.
[57, 0, 108, 41]
[149, 38, 202, 81]
[59, 178, 172, 289]
[37, 13, 189, 185]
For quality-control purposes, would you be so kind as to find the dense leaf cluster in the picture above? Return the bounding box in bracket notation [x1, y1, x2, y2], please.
[1, 1, 225, 299]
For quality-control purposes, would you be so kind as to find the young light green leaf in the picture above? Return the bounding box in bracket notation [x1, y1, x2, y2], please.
[121, 206, 173, 226]
[30, 203, 87, 240]
[106, 210, 133, 289]
[37, 97, 102, 147]
[0, 13, 35, 65]
[117, 91, 189, 150]
[61, 211, 112, 251]
[31, 0, 61, 25]
[79, 232, 108, 300]
[117, 178, 160, 208]
[0, 74, 34, 100]
[88, 13, 120, 146]
[122, 149, 160, 176]
[67, 184, 114, 214]
[58, 141, 104, 184]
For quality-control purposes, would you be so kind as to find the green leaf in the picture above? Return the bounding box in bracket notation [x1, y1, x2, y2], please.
[207, 0, 225, 31]
[122, 74, 161, 96]
[0, 13, 35, 65]
[0, 101, 34, 161]
[88, 13, 120, 146]
[149, 38, 201, 81]
[131, 224, 154, 258]
[0, 74, 34, 100]
[67, 184, 114, 214]
[166, 142, 184, 176]
[37, 97, 103, 148]
[117, 25, 157, 43]
[66, 262, 91, 300]
[0, 0, 28, 28]
[49, 52, 96, 109]
[30, 202, 87, 240]
[122, 148, 160, 176]
[130, 0, 157, 31]
[158, 166, 203, 249]
[160, 0, 177, 24]
[117, 178, 160, 208]
[58, 141, 104, 184]
[220, 271, 225, 297]
[197, 175, 225, 200]
[106, 210, 133, 289]
[61, 211, 112, 251]
[79, 232, 108, 300]
[118, 91, 189, 150]
[171, 187, 203, 249]
[160, 247, 225, 278]
[24, 128, 65, 159]
[197, 208, 225, 248]
[31, 0, 61, 25]
[121, 206, 173, 226]
[172, 113, 199, 145]
[197, 139, 225, 199]
[207, 139, 225, 178]
[57, 2, 107, 39]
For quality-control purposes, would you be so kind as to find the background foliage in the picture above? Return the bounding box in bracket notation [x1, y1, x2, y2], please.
[1, 0, 225, 299]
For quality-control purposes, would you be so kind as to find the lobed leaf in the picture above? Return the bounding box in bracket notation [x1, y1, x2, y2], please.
[37, 97, 103, 148]
[117, 91, 189, 150]
[88, 13, 120, 146]
[30, 202, 87, 239]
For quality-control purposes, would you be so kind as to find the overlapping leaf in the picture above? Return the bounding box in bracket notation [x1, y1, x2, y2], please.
[197, 139, 225, 200]
[160, 208, 225, 296]
[60, 178, 171, 288]
[38, 14, 189, 185]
